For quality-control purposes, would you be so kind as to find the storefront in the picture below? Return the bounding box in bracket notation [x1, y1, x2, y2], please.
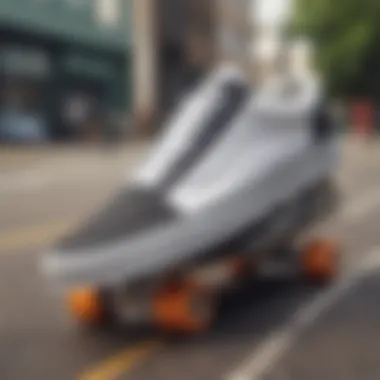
[0, 45, 52, 142]
[0, 40, 131, 143]
[0, 0, 132, 143]
[55, 50, 129, 141]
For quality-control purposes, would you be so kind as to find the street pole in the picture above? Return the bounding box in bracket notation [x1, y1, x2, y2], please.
[131, 0, 158, 138]
[216, 0, 256, 84]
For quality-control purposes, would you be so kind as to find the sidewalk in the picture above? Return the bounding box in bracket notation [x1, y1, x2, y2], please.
[0, 140, 152, 194]
[2, 132, 379, 193]
[0, 139, 152, 174]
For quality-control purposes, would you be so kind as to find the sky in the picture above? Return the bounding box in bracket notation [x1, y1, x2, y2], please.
[254, 0, 292, 27]
[251, 0, 293, 60]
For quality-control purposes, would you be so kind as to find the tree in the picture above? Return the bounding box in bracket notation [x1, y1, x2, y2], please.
[291, 0, 380, 98]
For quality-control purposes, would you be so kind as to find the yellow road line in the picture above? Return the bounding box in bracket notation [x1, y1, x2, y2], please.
[0, 220, 77, 252]
[79, 341, 161, 380]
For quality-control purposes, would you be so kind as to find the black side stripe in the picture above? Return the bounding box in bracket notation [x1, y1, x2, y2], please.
[159, 81, 250, 190]
[58, 188, 176, 251]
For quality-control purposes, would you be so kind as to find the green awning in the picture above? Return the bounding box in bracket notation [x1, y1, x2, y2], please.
[0, 0, 131, 52]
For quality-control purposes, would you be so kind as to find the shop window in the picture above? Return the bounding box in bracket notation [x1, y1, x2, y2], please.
[0, 78, 48, 142]
[95, 0, 120, 27]
[60, 80, 106, 141]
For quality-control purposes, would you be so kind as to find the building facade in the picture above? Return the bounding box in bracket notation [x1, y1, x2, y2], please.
[131, 0, 296, 136]
[0, 0, 132, 142]
[132, 0, 218, 136]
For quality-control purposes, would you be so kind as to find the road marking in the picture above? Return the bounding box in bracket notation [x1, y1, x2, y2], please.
[74, 185, 380, 380]
[0, 165, 379, 379]
[341, 187, 380, 222]
[0, 221, 76, 253]
[78, 340, 161, 380]
[228, 247, 380, 380]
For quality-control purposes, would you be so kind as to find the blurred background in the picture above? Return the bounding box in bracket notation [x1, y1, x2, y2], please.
[0, 0, 307, 145]
[1, 1, 380, 380]
[0, 0, 377, 145]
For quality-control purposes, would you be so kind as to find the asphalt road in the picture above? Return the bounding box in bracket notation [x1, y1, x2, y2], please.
[1, 137, 380, 380]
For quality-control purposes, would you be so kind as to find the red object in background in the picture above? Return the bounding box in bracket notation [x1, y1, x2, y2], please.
[351, 100, 374, 136]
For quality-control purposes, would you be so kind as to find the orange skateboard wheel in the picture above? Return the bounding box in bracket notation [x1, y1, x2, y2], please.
[301, 239, 340, 283]
[66, 287, 104, 325]
[153, 282, 216, 334]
